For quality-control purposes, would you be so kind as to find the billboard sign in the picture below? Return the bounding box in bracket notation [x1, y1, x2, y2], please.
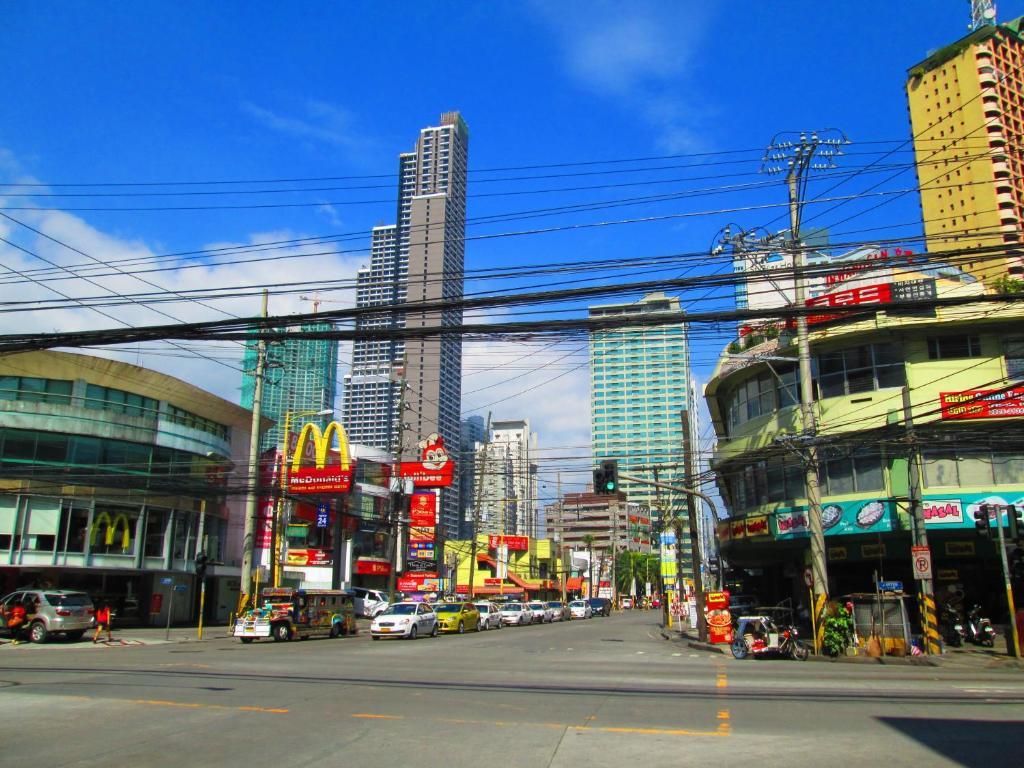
[940, 388, 1024, 420]
[399, 433, 455, 487]
[288, 421, 354, 495]
[409, 493, 437, 526]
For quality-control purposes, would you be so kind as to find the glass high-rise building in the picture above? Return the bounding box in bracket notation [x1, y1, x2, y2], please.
[342, 112, 469, 539]
[588, 292, 697, 577]
[241, 321, 338, 453]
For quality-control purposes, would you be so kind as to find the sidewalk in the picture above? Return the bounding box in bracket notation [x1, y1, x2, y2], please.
[1, 618, 375, 649]
[659, 624, 1024, 670]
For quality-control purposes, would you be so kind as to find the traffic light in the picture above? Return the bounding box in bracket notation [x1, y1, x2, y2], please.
[1007, 504, 1022, 542]
[593, 460, 619, 495]
[974, 505, 991, 537]
[195, 551, 209, 580]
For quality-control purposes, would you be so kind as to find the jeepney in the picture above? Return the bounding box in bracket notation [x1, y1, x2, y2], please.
[233, 588, 357, 643]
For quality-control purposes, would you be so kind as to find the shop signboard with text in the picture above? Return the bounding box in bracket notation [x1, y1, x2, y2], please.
[940, 388, 1024, 420]
[409, 493, 438, 526]
[488, 535, 529, 551]
[399, 434, 455, 487]
[923, 492, 1024, 530]
[770, 499, 895, 540]
[355, 558, 391, 576]
[288, 421, 354, 495]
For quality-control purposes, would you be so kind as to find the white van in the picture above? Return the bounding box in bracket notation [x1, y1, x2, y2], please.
[353, 587, 390, 618]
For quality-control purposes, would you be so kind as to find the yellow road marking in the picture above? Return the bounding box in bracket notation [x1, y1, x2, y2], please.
[351, 714, 726, 738]
[133, 699, 287, 714]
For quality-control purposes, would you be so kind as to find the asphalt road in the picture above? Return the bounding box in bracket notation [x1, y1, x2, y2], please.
[1, 611, 1022, 767]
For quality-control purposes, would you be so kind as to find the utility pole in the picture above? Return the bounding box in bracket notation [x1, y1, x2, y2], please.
[902, 387, 941, 655]
[680, 408, 706, 641]
[386, 375, 407, 604]
[994, 507, 1022, 658]
[239, 289, 268, 611]
[469, 413, 492, 600]
[762, 130, 848, 628]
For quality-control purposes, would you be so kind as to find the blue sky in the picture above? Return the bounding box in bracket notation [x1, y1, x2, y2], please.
[1, 1, 1019, 492]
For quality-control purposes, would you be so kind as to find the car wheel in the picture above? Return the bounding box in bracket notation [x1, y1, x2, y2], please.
[330, 623, 341, 638]
[240, 637, 255, 644]
[476, 619, 483, 632]
[731, 638, 749, 660]
[457, 622, 465, 634]
[409, 625, 418, 640]
[431, 622, 439, 637]
[65, 630, 86, 642]
[29, 621, 49, 644]
[272, 623, 291, 642]
[372, 635, 381, 641]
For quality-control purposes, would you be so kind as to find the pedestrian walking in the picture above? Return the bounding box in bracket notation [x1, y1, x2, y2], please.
[92, 602, 113, 644]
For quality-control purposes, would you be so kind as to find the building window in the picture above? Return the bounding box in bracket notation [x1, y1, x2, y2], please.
[927, 335, 981, 360]
[0, 376, 73, 405]
[816, 343, 905, 399]
[1005, 338, 1024, 379]
[820, 448, 885, 496]
[921, 445, 1024, 487]
[84, 384, 158, 418]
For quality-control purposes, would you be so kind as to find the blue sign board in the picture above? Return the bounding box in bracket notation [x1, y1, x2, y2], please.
[877, 581, 903, 592]
[160, 577, 172, 586]
[316, 503, 330, 529]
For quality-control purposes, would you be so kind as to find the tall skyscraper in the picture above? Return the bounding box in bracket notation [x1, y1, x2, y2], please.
[469, 419, 539, 538]
[588, 292, 696, 577]
[458, 415, 486, 538]
[241, 321, 338, 452]
[342, 112, 469, 538]
[906, 15, 1024, 281]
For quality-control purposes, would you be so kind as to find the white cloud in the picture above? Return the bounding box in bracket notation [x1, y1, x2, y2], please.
[530, 0, 712, 152]
[0, 192, 364, 405]
[241, 99, 374, 156]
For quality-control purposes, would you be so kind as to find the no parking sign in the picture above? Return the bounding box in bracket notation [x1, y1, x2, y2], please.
[912, 545, 933, 580]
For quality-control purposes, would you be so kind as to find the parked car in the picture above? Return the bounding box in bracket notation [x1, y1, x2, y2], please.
[621, 597, 634, 610]
[527, 601, 553, 624]
[587, 598, 612, 617]
[546, 601, 567, 621]
[474, 601, 503, 630]
[370, 602, 438, 640]
[568, 599, 593, 620]
[499, 602, 532, 626]
[353, 587, 390, 618]
[0, 589, 94, 643]
[435, 602, 481, 634]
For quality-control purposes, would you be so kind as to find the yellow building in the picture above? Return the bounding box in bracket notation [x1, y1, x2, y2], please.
[444, 535, 562, 599]
[906, 17, 1024, 283]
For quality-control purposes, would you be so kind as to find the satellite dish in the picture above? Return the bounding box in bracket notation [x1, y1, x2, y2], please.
[984, 7, 996, 20]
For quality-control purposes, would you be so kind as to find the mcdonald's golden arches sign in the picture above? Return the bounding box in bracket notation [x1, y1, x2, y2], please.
[288, 421, 354, 494]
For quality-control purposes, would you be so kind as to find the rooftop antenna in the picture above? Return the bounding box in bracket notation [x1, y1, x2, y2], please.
[970, 0, 997, 30]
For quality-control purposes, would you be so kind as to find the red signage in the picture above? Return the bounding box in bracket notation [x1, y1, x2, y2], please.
[484, 578, 503, 585]
[289, 468, 353, 495]
[806, 283, 892, 325]
[285, 549, 332, 567]
[409, 493, 437, 526]
[940, 388, 1024, 420]
[399, 434, 455, 487]
[355, 559, 391, 576]
[455, 584, 468, 594]
[487, 535, 529, 551]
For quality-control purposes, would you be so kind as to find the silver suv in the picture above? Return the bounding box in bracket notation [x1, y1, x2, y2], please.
[1, 589, 95, 643]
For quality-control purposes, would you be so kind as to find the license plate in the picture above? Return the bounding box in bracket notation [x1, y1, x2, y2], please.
[378, 628, 390, 633]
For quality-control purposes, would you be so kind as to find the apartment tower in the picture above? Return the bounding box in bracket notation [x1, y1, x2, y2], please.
[906, 15, 1024, 281]
[588, 292, 697, 578]
[342, 112, 469, 538]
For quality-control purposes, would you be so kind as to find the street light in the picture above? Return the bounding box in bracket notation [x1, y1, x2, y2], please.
[272, 407, 334, 587]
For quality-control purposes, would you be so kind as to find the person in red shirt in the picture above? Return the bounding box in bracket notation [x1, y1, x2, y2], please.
[92, 602, 113, 644]
[6, 601, 27, 645]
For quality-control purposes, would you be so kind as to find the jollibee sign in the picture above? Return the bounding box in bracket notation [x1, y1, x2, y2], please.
[400, 433, 455, 487]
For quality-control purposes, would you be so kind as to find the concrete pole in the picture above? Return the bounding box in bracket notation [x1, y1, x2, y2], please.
[239, 290, 268, 611]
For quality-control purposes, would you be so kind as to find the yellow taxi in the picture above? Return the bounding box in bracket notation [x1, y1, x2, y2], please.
[434, 601, 481, 634]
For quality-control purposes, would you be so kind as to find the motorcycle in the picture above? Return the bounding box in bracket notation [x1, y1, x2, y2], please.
[965, 604, 996, 647]
[939, 604, 965, 647]
[731, 614, 809, 660]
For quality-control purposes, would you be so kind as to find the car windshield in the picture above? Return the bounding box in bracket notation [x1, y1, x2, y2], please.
[475, 604, 490, 613]
[570, 601, 586, 607]
[504, 603, 523, 611]
[529, 603, 543, 609]
[547, 602, 561, 608]
[383, 604, 417, 615]
[436, 603, 462, 613]
[45, 593, 91, 607]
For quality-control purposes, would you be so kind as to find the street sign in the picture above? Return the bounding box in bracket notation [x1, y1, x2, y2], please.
[878, 580, 903, 592]
[160, 577, 172, 586]
[911, 546, 933, 580]
[174, 585, 187, 592]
